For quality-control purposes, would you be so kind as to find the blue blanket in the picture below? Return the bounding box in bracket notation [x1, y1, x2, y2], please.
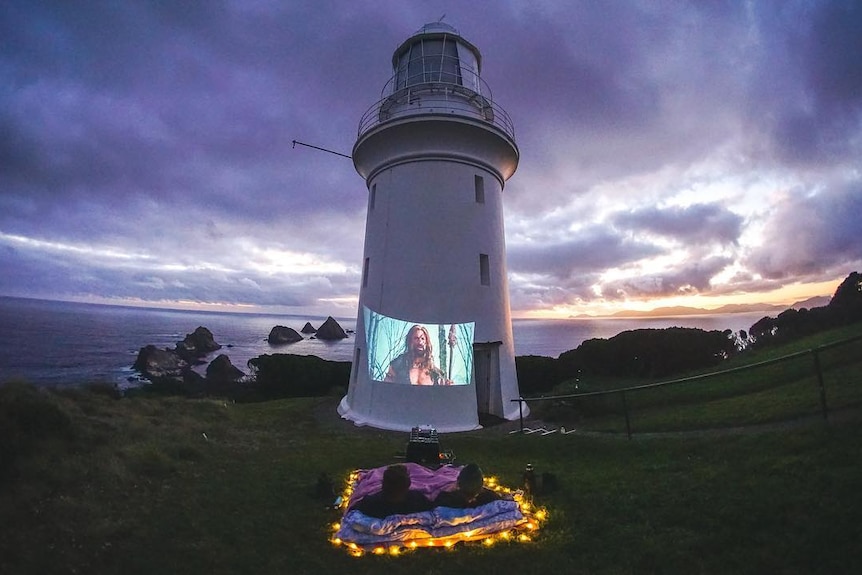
[336, 499, 526, 546]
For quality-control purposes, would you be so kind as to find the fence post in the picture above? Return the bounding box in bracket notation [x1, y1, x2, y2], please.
[621, 391, 632, 440]
[812, 349, 829, 421]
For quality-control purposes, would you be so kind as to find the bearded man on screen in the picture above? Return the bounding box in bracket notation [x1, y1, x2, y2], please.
[384, 325, 451, 385]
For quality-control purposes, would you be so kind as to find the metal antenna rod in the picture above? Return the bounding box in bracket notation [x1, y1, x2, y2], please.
[291, 139, 352, 159]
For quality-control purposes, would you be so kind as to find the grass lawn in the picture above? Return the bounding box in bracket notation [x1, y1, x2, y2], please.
[2, 380, 861, 574]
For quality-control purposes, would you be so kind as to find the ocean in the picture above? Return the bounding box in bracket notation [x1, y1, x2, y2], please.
[0, 296, 768, 388]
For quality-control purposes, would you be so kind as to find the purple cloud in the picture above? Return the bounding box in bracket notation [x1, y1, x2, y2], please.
[0, 1, 860, 313]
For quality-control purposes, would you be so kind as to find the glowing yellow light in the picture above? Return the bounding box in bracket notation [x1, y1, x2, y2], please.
[332, 467, 548, 555]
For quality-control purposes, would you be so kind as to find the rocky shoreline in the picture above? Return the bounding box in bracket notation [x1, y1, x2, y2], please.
[131, 317, 350, 397]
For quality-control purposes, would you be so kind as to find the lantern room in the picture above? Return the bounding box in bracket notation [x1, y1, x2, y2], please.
[389, 22, 482, 94]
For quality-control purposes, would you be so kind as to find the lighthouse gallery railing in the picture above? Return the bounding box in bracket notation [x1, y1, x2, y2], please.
[357, 66, 516, 141]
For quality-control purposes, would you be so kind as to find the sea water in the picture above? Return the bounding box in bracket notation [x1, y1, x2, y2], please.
[0, 296, 767, 388]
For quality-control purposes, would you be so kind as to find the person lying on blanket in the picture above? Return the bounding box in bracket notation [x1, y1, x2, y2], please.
[353, 464, 434, 519]
[433, 463, 508, 509]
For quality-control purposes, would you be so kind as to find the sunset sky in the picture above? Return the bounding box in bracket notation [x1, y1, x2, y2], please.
[1, 1, 860, 319]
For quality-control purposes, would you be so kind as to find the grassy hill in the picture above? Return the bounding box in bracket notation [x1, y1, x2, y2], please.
[531, 322, 862, 435]
[1, 325, 861, 574]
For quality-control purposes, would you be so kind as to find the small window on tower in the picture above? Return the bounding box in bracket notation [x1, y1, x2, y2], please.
[370, 184, 377, 210]
[362, 257, 370, 287]
[474, 175, 485, 204]
[480, 253, 490, 286]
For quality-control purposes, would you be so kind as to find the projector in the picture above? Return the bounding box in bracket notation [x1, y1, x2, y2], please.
[406, 426, 441, 467]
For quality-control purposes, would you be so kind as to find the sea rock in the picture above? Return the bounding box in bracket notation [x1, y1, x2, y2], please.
[268, 325, 303, 345]
[206, 354, 245, 382]
[315, 316, 348, 340]
[300, 322, 317, 334]
[132, 345, 189, 379]
[176, 326, 221, 361]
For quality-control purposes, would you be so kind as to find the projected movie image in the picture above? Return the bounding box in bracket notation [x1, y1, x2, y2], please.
[364, 307, 474, 385]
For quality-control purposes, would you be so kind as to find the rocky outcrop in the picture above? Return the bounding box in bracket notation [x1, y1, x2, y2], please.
[315, 316, 348, 340]
[300, 322, 317, 334]
[132, 345, 189, 379]
[133, 326, 223, 382]
[268, 325, 303, 345]
[175, 326, 221, 362]
[206, 354, 245, 382]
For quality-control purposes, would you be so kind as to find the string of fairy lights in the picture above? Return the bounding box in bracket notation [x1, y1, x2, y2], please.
[330, 470, 548, 556]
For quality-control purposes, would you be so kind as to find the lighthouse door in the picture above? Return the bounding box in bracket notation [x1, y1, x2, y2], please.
[473, 343, 500, 416]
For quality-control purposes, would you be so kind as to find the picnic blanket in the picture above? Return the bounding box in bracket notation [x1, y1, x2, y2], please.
[336, 463, 526, 547]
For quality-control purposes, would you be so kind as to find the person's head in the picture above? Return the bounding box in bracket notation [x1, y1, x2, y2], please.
[405, 325, 433, 359]
[381, 464, 412, 502]
[456, 463, 485, 501]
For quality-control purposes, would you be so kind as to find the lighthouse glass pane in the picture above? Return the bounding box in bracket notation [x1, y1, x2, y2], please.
[440, 39, 461, 85]
[397, 38, 463, 88]
[363, 306, 474, 386]
[423, 40, 443, 82]
[407, 44, 424, 87]
[396, 51, 409, 89]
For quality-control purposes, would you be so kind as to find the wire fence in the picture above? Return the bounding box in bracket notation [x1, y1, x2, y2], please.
[511, 333, 862, 438]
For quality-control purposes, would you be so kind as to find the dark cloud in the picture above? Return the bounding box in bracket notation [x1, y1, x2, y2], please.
[0, 230, 360, 310]
[745, 1, 862, 166]
[599, 256, 735, 301]
[508, 276, 600, 312]
[806, 1, 862, 111]
[747, 180, 862, 280]
[0, 1, 859, 313]
[507, 226, 663, 279]
[612, 204, 744, 245]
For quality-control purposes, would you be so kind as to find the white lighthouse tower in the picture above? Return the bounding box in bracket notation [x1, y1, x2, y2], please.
[338, 22, 526, 432]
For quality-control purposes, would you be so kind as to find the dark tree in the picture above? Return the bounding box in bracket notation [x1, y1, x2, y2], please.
[557, 327, 736, 379]
[749, 271, 861, 347]
[828, 271, 862, 323]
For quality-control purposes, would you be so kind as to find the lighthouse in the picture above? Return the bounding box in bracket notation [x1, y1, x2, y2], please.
[338, 22, 526, 432]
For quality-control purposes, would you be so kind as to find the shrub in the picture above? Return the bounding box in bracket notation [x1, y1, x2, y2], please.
[0, 382, 74, 479]
[248, 354, 351, 399]
[515, 355, 563, 394]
